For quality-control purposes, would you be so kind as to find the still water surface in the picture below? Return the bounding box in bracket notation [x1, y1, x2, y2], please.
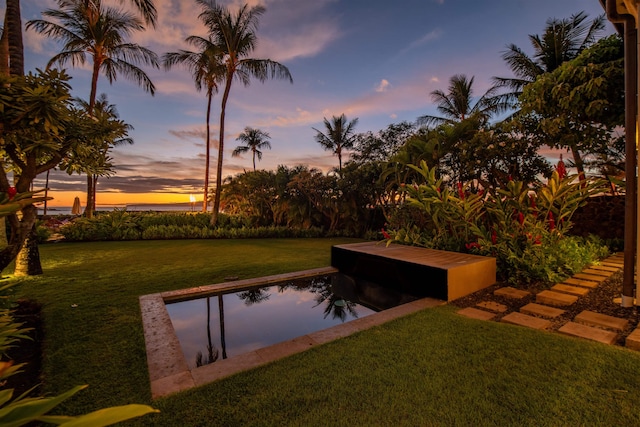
[166, 273, 418, 368]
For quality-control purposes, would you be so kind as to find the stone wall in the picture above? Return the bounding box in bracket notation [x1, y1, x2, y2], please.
[570, 195, 625, 240]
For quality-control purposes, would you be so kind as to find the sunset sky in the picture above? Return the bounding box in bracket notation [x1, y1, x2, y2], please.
[10, 0, 614, 207]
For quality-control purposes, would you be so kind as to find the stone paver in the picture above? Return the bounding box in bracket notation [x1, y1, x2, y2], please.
[574, 310, 629, 332]
[558, 322, 618, 345]
[476, 301, 508, 313]
[501, 312, 552, 330]
[520, 303, 565, 318]
[600, 261, 624, 268]
[581, 268, 612, 278]
[457, 307, 496, 320]
[573, 273, 607, 283]
[588, 264, 620, 273]
[536, 290, 578, 307]
[625, 328, 640, 351]
[550, 283, 590, 297]
[494, 287, 530, 299]
[563, 277, 599, 289]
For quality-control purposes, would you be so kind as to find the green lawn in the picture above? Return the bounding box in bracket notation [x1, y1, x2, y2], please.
[12, 238, 640, 426]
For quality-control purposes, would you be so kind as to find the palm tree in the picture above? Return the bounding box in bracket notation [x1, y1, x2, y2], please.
[114, 0, 157, 27]
[1, 0, 156, 77]
[417, 74, 504, 128]
[313, 114, 358, 174]
[27, 0, 159, 217]
[232, 127, 272, 171]
[1, 0, 24, 76]
[163, 37, 226, 212]
[493, 11, 605, 104]
[196, 0, 293, 226]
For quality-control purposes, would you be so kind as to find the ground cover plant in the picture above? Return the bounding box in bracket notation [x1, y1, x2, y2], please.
[9, 239, 640, 425]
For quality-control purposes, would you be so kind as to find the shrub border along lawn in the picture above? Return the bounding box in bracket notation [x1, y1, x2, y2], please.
[12, 239, 640, 426]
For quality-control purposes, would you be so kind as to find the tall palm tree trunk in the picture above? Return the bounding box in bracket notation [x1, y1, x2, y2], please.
[211, 74, 233, 226]
[6, 0, 23, 77]
[85, 175, 95, 218]
[92, 174, 98, 212]
[203, 89, 213, 212]
[0, 14, 9, 76]
[84, 61, 102, 217]
[43, 169, 50, 215]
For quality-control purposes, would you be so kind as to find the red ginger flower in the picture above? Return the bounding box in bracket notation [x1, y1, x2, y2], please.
[556, 155, 566, 180]
[7, 187, 16, 200]
[381, 228, 391, 239]
[465, 242, 480, 250]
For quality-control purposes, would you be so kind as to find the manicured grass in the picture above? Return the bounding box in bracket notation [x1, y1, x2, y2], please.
[12, 239, 640, 425]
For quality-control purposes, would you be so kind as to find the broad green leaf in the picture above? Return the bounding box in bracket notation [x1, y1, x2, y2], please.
[0, 385, 86, 427]
[56, 404, 159, 427]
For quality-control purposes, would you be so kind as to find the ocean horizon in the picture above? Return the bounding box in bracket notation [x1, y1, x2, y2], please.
[38, 202, 201, 216]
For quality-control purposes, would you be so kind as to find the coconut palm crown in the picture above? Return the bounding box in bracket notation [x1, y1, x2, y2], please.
[417, 74, 505, 128]
[195, 0, 293, 225]
[493, 11, 605, 105]
[232, 127, 272, 172]
[313, 114, 359, 174]
[163, 36, 226, 212]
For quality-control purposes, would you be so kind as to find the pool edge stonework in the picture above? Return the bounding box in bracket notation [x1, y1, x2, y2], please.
[140, 267, 445, 399]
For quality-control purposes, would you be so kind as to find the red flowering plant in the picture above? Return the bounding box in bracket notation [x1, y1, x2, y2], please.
[383, 161, 607, 285]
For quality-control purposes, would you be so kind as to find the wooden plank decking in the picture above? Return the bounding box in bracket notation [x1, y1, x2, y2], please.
[331, 242, 496, 301]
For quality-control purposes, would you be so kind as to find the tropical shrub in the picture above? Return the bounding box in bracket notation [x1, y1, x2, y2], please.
[57, 210, 340, 241]
[385, 161, 609, 285]
[34, 220, 52, 244]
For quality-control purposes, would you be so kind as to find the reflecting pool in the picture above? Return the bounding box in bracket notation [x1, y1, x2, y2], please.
[166, 273, 418, 368]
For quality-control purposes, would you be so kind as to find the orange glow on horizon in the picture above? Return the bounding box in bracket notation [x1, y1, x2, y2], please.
[42, 191, 202, 207]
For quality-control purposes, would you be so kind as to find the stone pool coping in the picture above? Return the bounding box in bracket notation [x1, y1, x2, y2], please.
[140, 266, 445, 399]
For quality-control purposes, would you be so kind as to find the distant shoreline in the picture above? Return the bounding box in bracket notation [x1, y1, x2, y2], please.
[38, 202, 202, 215]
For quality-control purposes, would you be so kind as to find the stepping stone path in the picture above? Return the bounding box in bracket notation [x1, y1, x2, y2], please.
[563, 277, 599, 288]
[502, 312, 552, 330]
[455, 253, 640, 349]
[536, 290, 578, 307]
[520, 303, 565, 318]
[494, 287, 529, 299]
[457, 307, 496, 321]
[550, 283, 589, 297]
[558, 322, 618, 345]
[476, 301, 507, 313]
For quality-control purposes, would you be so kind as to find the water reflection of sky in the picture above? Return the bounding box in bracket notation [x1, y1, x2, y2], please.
[166, 277, 377, 369]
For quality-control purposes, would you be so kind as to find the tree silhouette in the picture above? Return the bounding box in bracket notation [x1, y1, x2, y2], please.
[232, 127, 272, 172]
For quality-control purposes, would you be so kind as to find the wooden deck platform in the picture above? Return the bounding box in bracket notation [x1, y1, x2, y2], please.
[331, 242, 496, 301]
